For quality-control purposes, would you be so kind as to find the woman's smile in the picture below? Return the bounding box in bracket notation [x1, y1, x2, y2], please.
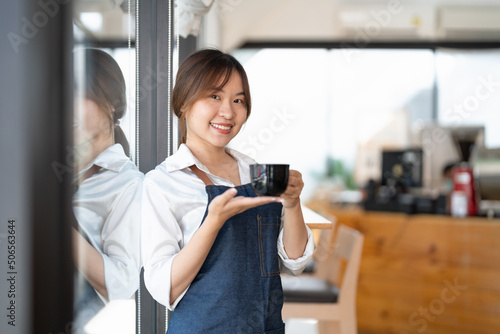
[210, 122, 233, 134]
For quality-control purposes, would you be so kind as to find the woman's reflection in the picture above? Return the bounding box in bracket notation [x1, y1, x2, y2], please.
[72, 48, 143, 333]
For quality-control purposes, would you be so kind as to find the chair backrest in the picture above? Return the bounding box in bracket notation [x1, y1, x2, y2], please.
[323, 224, 364, 303]
[311, 211, 337, 280]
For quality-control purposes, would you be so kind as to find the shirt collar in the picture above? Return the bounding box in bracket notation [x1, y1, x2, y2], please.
[225, 146, 256, 166]
[92, 144, 130, 173]
[165, 144, 256, 173]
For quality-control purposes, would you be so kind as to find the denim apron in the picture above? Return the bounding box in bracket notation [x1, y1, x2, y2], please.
[167, 171, 285, 334]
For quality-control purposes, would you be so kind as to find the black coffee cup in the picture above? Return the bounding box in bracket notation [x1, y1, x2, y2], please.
[250, 164, 289, 196]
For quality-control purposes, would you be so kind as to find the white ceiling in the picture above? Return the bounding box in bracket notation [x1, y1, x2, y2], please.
[73, 0, 500, 46]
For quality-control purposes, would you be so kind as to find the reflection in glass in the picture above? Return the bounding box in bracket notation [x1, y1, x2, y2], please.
[72, 48, 142, 334]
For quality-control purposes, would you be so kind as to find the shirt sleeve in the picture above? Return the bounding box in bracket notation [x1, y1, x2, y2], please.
[100, 175, 143, 300]
[277, 207, 316, 276]
[141, 177, 188, 310]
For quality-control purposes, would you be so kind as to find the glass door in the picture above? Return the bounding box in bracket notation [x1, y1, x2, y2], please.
[72, 1, 183, 333]
[72, 1, 140, 333]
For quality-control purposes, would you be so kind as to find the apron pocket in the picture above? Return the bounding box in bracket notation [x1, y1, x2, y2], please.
[257, 215, 281, 277]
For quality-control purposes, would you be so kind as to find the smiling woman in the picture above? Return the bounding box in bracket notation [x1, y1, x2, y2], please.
[141, 49, 315, 334]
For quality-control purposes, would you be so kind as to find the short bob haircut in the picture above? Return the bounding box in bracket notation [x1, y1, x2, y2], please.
[171, 49, 251, 145]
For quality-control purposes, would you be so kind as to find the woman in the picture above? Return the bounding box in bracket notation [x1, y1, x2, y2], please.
[142, 49, 315, 333]
[72, 48, 143, 333]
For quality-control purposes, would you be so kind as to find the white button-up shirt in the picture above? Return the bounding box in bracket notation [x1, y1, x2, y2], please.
[141, 144, 315, 310]
[73, 144, 143, 301]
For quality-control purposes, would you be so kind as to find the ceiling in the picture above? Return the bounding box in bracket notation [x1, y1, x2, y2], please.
[72, 0, 500, 48]
[73, 0, 134, 42]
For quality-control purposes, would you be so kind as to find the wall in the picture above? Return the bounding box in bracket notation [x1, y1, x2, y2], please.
[200, 0, 500, 51]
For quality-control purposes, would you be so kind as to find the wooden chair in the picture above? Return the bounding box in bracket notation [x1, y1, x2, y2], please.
[302, 211, 337, 275]
[282, 224, 364, 334]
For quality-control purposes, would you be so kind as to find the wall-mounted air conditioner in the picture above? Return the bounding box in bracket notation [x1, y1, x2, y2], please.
[336, 4, 436, 40]
[439, 6, 500, 39]
[337, 2, 500, 41]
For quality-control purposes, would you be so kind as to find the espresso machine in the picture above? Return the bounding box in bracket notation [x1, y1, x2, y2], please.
[420, 125, 500, 217]
[473, 147, 500, 217]
[448, 128, 482, 217]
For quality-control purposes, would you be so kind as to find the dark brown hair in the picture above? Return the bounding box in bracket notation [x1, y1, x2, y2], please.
[172, 49, 251, 145]
[76, 48, 130, 156]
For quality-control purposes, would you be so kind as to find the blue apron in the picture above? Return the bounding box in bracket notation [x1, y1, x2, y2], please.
[167, 182, 285, 334]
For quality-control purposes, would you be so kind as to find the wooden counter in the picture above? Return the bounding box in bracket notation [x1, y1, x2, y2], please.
[306, 201, 500, 334]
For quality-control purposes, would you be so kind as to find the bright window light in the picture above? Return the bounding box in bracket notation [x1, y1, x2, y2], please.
[79, 12, 103, 32]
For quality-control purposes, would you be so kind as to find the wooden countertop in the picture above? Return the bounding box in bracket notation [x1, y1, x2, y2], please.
[303, 205, 335, 229]
[305, 200, 500, 334]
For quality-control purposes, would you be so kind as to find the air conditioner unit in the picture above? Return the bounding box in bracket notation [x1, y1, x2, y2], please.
[439, 6, 500, 39]
[337, 4, 434, 40]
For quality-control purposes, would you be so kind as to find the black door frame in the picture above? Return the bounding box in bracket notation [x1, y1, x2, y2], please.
[1, 1, 74, 333]
[137, 0, 196, 333]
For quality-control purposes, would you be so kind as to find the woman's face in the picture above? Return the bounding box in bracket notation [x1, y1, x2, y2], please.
[73, 97, 113, 154]
[185, 71, 248, 149]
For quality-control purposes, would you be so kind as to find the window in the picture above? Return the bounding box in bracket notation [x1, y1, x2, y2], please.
[436, 48, 500, 148]
[230, 48, 435, 199]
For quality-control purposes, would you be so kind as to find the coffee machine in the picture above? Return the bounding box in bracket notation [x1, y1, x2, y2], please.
[420, 125, 500, 217]
[363, 149, 424, 213]
[473, 146, 500, 217]
[448, 128, 482, 217]
[418, 125, 487, 216]
[420, 125, 484, 191]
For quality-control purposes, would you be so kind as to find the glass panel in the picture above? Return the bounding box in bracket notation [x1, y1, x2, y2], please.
[229, 48, 331, 200]
[230, 48, 435, 200]
[436, 48, 500, 148]
[328, 49, 435, 188]
[72, 1, 141, 333]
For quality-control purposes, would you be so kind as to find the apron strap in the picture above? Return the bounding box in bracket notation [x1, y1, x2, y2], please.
[190, 165, 214, 186]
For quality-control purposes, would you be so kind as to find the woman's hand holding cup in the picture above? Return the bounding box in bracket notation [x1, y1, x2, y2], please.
[249, 163, 303, 208]
[279, 170, 304, 208]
